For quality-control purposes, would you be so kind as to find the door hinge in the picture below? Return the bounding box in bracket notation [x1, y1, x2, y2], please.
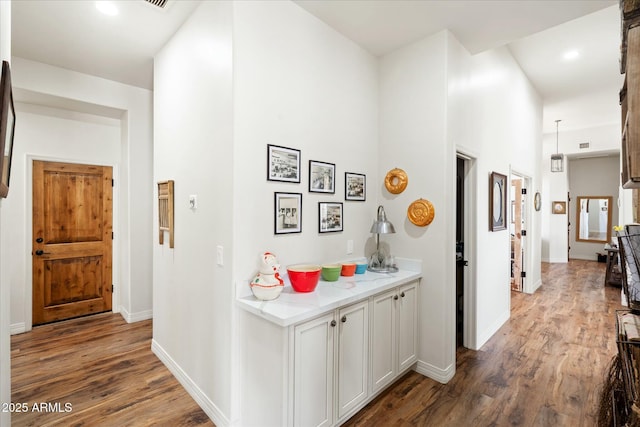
[521, 271, 526, 278]
[521, 230, 527, 236]
[521, 188, 527, 195]
[111, 284, 114, 292]
[112, 232, 114, 240]
[112, 179, 114, 187]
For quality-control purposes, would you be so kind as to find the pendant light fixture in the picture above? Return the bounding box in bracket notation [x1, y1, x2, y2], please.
[551, 119, 564, 173]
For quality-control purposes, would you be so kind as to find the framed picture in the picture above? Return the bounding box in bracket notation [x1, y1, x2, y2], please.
[309, 160, 335, 194]
[552, 201, 566, 215]
[274, 192, 302, 234]
[319, 202, 343, 233]
[267, 145, 301, 183]
[0, 61, 15, 198]
[345, 172, 366, 201]
[489, 172, 507, 231]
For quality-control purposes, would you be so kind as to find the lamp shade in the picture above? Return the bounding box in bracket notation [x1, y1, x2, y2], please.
[551, 154, 564, 173]
[370, 205, 396, 234]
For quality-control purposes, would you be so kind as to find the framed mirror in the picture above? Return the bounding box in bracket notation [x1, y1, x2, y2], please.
[576, 196, 613, 243]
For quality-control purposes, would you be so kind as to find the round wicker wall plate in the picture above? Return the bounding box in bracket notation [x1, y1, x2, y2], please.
[384, 168, 408, 194]
[407, 198, 435, 227]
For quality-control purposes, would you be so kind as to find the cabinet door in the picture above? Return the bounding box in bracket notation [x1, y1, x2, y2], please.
[337, 300, 369, 420]
[294, 312, 335, 427]
[370, 289, 396, 394]
[397, 281, 418, 372]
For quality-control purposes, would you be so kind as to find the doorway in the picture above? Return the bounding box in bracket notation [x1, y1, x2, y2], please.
[456, 156, 470, 348]
[510, 172, 532, 293]
[510, 175, 525, 292]
[32, 160, 113, 325]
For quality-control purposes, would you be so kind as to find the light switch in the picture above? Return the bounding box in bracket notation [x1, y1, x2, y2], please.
[217, 245, 224, 266]
[189, 195, 198, 210]
[347, 240, 354, 255]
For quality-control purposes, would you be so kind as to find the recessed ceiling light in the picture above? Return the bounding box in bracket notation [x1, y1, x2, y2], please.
[96, 1, 118, 16]
[563, 50, 579, 61]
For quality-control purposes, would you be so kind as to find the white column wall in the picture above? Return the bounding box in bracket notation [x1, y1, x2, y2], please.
[153, 1, 234, 424]
[0, 1, 11, 425]
[379, 31, 454, 380]
[233, 1, 378, 424]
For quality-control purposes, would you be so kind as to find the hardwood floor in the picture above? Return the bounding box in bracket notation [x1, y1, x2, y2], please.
[11, 313, 213, 427]
[11, 260, 619, 426]
[343, 260, 621, 426]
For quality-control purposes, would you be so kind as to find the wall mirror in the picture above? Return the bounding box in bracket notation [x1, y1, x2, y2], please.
[576, 196, 613, 243]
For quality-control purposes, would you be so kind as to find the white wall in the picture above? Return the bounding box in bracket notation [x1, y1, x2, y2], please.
[3, 104, 120, 334]
[153, 1, 379, 425]
[232, 1, 378, 422]
[233, 1, 378, 277]
[0, 1, 11, 424]
[379, 31, 454, 380]
[153, 1, 234, 425]
[4, 57, 154, 326]
[379, 31, 543, 379]
[541, 123, 620, 262]
[458, 44, 543, 346]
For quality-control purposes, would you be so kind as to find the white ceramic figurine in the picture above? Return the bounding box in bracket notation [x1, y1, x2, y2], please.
[250, 252, 285, 301]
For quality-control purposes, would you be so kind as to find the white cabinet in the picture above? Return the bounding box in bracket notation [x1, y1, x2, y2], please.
[336, 300, 368, 420]
[370, 281, 418, 394]
[239, 269, 421, 427]
[370, 289, 396, 393]
[293, 312, 335, 427]
[397, 282, 418, 372]
[293, 300, 369, 427]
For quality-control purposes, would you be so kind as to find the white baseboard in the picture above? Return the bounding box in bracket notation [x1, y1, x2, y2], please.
[151, 339, 229, 427]
[415, 359, 454, 384]
[525, 279, 542, 294]
[474, 309, 510, 350]
[542, 258, 568, 263]
[119, 307, 152, 323]
[569, 255, 598, 261]
[10, 322, 26, 335]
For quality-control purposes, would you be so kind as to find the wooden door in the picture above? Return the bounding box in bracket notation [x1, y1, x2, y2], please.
[32, 160, 113, 325]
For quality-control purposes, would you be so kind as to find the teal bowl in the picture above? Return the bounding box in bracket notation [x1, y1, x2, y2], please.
[355, 262, 367, 274]
[321, 264, 341, 282]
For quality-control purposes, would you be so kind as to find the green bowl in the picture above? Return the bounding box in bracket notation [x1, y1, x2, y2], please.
[321, 264, 341, 282]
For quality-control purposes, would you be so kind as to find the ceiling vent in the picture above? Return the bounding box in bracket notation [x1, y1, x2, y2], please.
[579, 142, 590, 149]
[144, 0, 169, 9]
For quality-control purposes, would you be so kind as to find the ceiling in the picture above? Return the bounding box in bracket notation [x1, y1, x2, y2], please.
[10, 0, 621, 133]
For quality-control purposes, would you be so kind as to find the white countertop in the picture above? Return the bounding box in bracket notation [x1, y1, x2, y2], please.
[236, 266, 421, 327]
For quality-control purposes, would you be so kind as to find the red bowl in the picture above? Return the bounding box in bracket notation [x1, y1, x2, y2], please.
[287, 265, 321, 292]
[341, 263, 356, 276]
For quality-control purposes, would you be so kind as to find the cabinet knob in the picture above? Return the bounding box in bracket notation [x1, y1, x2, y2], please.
[394, 295, 399, 300]
[341, 315, 347, 323]
[400, 292, 405, 298]
[330, 320, 337, 327]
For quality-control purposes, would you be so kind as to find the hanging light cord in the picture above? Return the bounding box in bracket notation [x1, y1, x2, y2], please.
[555, 119, 561, 154]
